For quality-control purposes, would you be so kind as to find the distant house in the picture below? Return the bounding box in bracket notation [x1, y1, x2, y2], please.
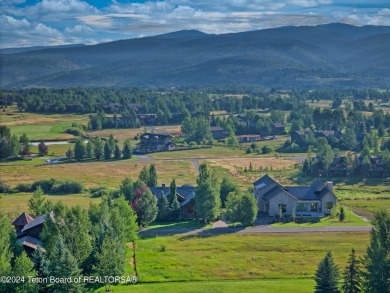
[12, 211, 54, 254]
[137, 114, 157, 125]
[328, 157, 348, 177]
[136, 133, 176, 153]
[210, 126, 229, 140]
[150, 183, 196, 219]
[237, 135, 260, 143]
[291, 129, 341, 144]
[356, 156, 387, 177]
[291, 130, 306, 144]
[270, 122, 285, 135]
[253, 175, 337, 217]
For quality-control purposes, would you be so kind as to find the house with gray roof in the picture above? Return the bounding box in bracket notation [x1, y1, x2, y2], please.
[253, 175, 337, 217]
[150, 183, 196, 219]
[12, 211, 54, 254]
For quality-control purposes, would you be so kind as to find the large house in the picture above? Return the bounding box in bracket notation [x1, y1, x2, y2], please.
[270, 122, 285, 135]
[12, 211, 54, 254]
[136, 133, 176, 153]
[150, 184, 196, 219]
[253, 175, 337, 217]
[210, 126, 229, 140]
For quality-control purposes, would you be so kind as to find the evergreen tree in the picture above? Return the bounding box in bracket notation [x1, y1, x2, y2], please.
[28, 186, 47, 216]
[12, 251, 38, 293]
[66, 147, 73, 161]
[50, 237, 84, 293]
[148, 164, 158, 187]
[86, 141, 94, 159]
[361, 155, 372, 177]
[108, 134, 116, 157]
[20, 133, 31, 156]
[170, 192, 181, 220]
[220, 178, 238, 208]
[93, 136, 104, 161]
[114, 144, 122, 159]
[137, 190, 158, 227]
[314, 252, 340, 293]
[157, 193, 171, 221]
[32, 247, 50, 293]
[104, 142, 111, 160]
[339, 207, 346, 222]
[138, 166, 150, 185]
[122, 139, 132, 159]
[73, 137, 86, 161]
[363, 210, 390, 293]
[168, 179, 177, 203]
[342, 248, 362, 293]
[343, 128, 357, 150]
[302, 159, 310, 175]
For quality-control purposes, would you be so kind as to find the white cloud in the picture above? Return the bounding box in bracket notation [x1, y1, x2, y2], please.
[11, 0, 99, 21]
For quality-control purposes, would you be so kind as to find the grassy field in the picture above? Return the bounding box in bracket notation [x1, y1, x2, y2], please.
[30, 143, 74, 157]
[0, 192, 101, 214]
[0, 159, 197, 188]
[342, 198, 390, 220]
[272, 209, 370, 228]
[149, 147, 249, 159]
[1, 110, 89, 141]
[94, 279, 315, 293]
[134, 232, 369, 283]
[143, 221, 212, 231]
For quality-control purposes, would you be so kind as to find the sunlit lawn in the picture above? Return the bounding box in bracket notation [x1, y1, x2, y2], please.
[0, 192, 100, 214]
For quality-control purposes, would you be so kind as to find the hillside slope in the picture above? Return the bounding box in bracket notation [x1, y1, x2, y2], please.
[1, 24, 390, 88]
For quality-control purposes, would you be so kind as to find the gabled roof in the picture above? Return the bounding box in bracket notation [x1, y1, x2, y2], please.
[272, 122, 285, 128]
[150, 186, 196, 207]
[12, 212, 34, 227]
[254, 175, 334, 202]
[17, 235, 43, 250]
[210, 126, 225, 132]
[21, 211, 54, 233]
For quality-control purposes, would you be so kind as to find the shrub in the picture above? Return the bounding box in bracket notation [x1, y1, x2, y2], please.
[159, 245, 166, 252]
[90, 187, 110, 198]
[51, 180, 84, 194]
[65, 127, 85, 136]
[0, 181, 11, 193]
[262, 145, 274, 154]
[31, 178, 57, 193]
[15, 183, 32, 192]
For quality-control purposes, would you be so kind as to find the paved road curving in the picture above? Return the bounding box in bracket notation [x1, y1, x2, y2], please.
[139, 224, 372, 237]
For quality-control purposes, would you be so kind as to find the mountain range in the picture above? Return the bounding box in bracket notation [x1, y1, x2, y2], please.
[1, 23, 390, 89]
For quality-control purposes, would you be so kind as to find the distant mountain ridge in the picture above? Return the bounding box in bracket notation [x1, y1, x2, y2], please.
[1, 23, 390, 88]
[0, 44, 85, 55]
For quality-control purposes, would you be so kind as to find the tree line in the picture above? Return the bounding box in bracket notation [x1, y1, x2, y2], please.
[314, 210, 390, 293]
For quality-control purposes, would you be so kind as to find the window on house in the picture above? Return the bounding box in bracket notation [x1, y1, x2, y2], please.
[311, 202, 318, 211]
[296, 203, 306, 211]
[325, 201, 333, 210]
[278, 204, 286, 213]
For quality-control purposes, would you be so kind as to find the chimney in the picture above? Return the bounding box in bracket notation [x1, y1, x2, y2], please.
[326, 181, 333, 191]
[162, 183, 166, 191]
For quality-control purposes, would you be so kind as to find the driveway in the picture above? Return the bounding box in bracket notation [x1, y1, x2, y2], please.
[139, 224, 372, 236]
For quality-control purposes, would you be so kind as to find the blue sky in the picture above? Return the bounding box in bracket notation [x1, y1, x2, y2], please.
[1, 0, 389, 48]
